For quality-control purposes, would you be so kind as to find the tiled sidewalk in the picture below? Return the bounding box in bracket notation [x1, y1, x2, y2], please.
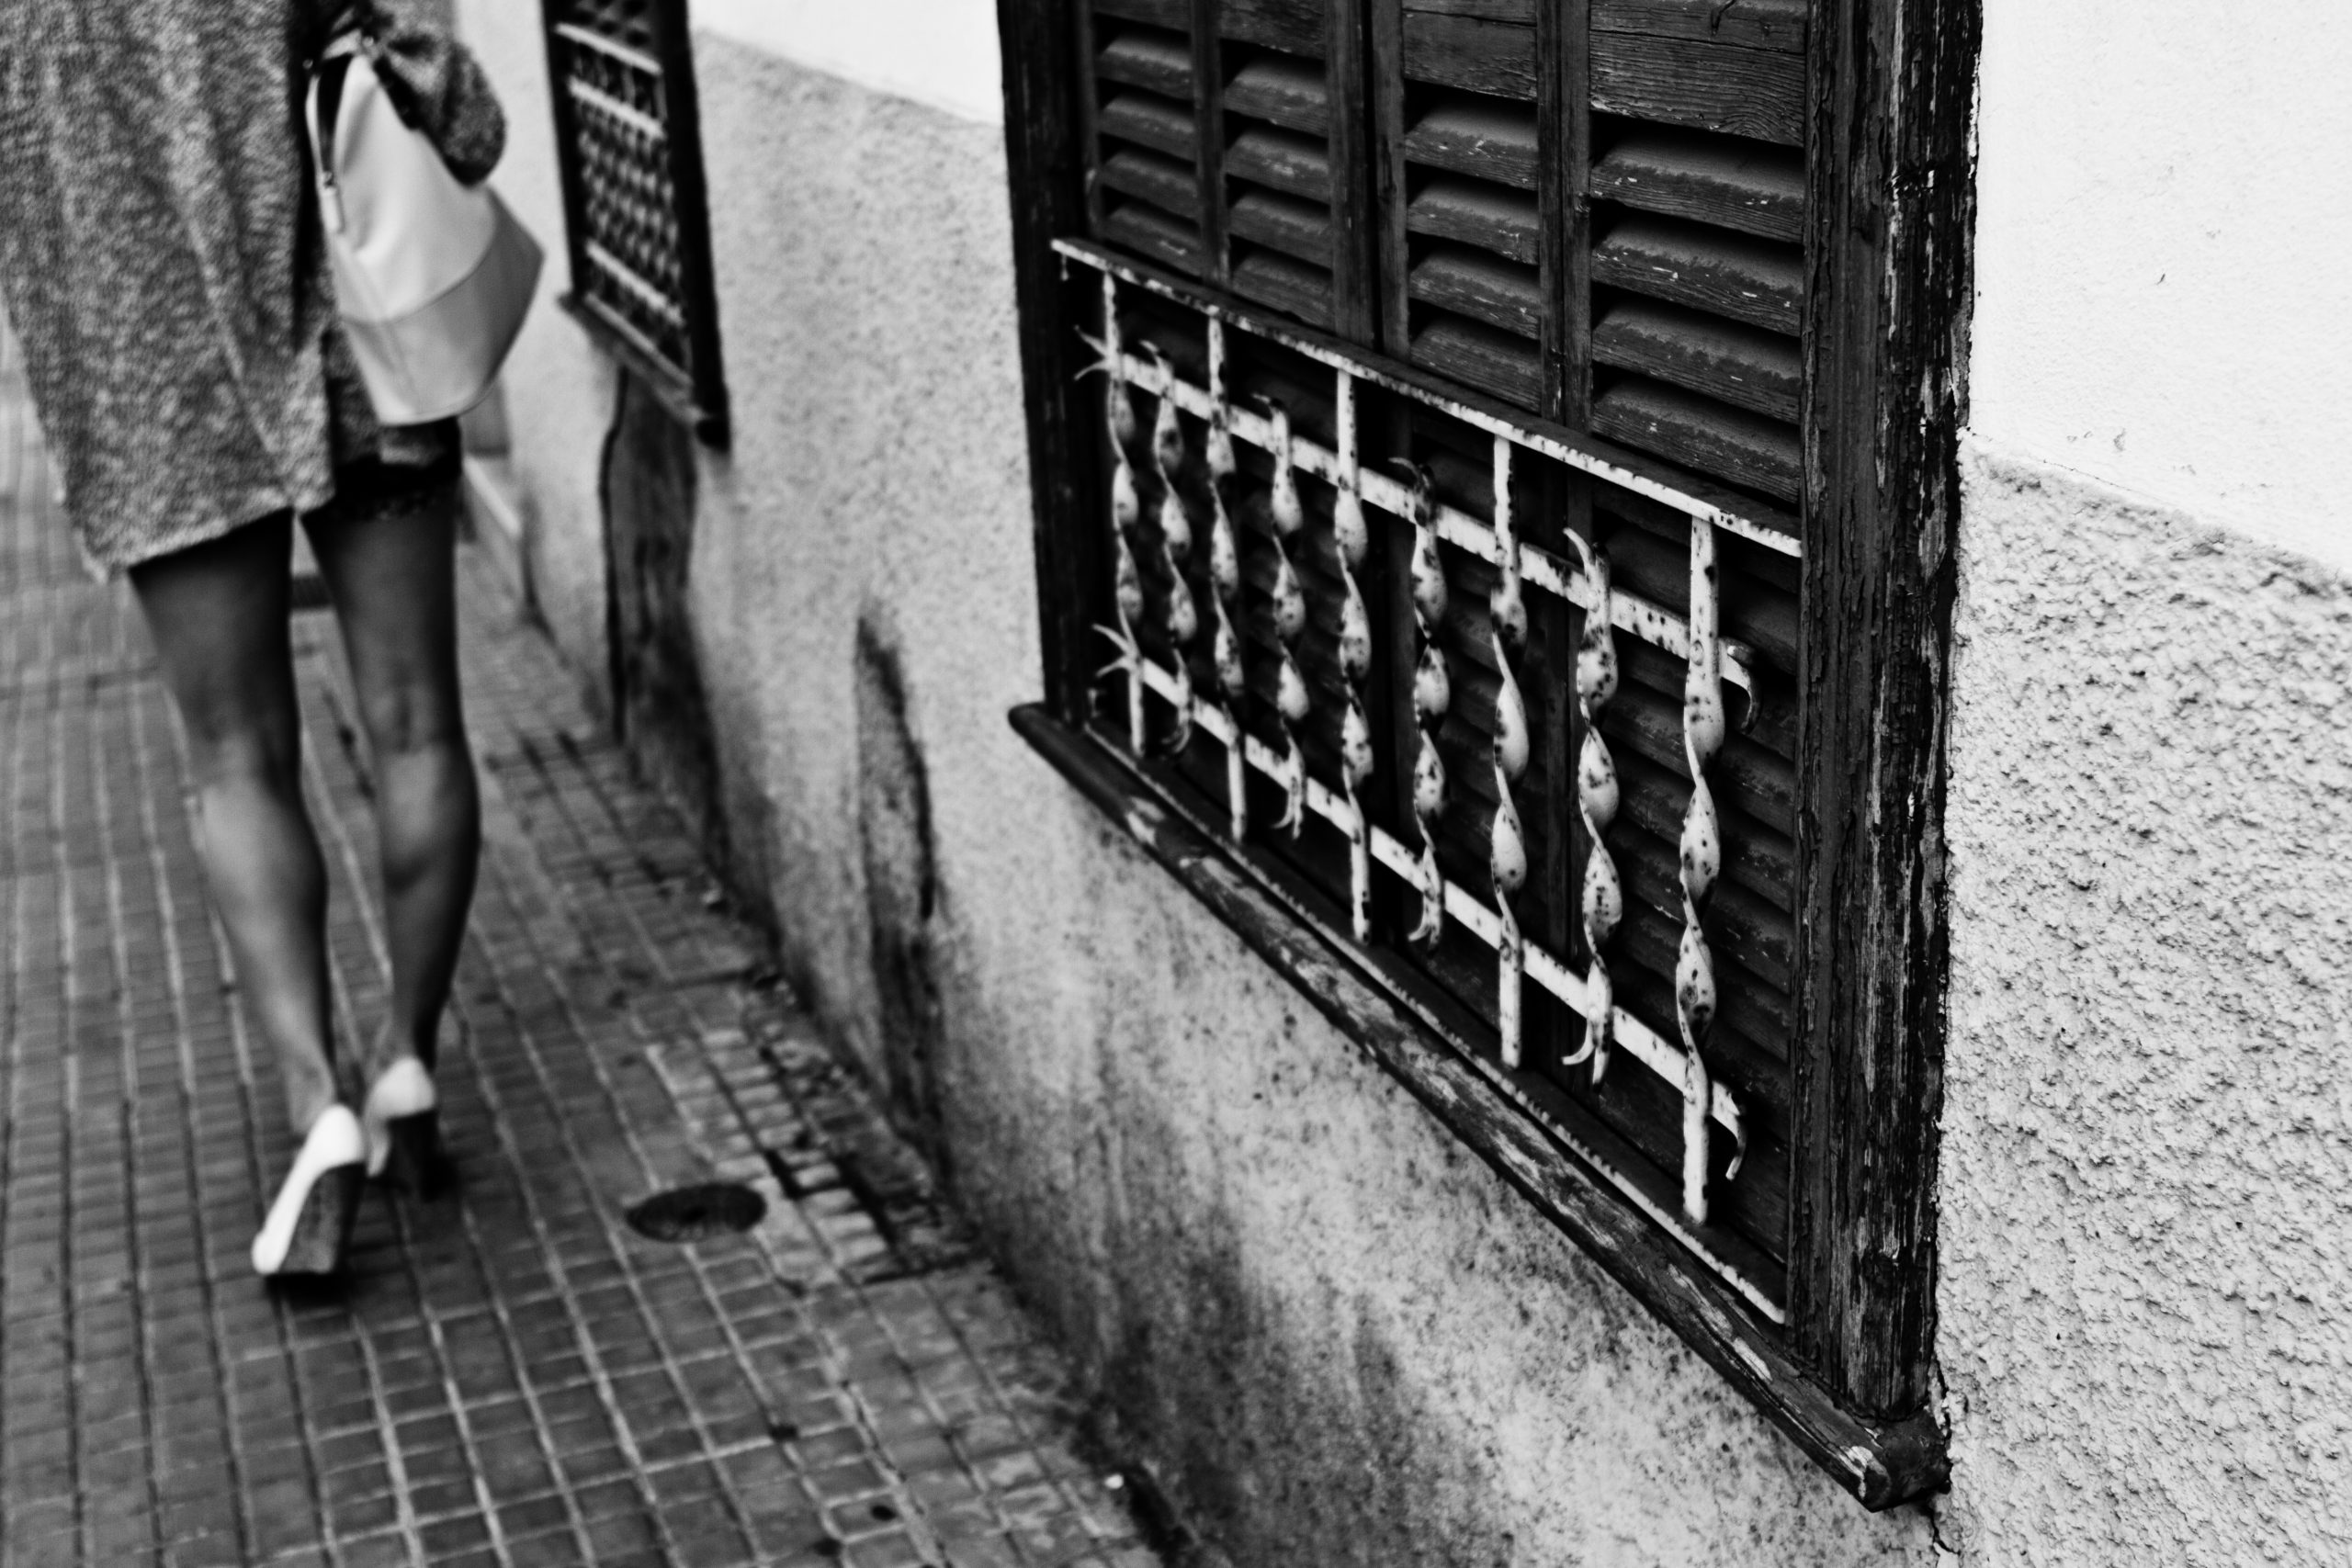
[0, 336, 1160, 1568]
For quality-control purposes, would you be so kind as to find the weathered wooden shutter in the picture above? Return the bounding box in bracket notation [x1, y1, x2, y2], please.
[1584, 0, 1805, 503]
[1080, 1, 1376, 337]
[1372, 1, 1555, 412]
[1081, 1, 1208, 275]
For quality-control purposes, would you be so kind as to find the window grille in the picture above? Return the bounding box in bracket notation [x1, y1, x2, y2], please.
[1004, 0, 1972, 1511]
[1071, 247, 1792, 1312]
[542, 0, 729, 443]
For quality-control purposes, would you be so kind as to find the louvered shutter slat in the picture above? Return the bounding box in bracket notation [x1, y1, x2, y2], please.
[1227, 188, 1335, 266]
[1097, 31, 1195, 96]
[1102, 201, 1204, 273]
[1592, 378, 1802, 500]
[1223, 56, 1333, 134]
[1594, 300, 1801, 429]
[1590, 126, 1804, 243]
[1100, 148, 1204, 219]
[1408, 178, 1540, 265]
[1232, 251, 1338, 328]
[1409, 245, 1545, 337]
[1591, 214, 1803, 335]
[1096, 93, 1197, 158]
[1401, 98, 1540, 187]
[1226, 127, 1333, 200]
[1412, 316, 1545, 406]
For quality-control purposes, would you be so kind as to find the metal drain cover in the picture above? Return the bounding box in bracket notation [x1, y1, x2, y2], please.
[626, 1182, 766, 1243]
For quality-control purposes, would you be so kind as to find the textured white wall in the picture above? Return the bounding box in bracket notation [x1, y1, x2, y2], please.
[688, 0, 1003, 123]
[1940, 446, 2352, 1563]
[1970, 1, 2352, 570]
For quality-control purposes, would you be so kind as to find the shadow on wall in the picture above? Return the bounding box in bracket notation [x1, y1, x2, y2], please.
[854, 611, 948, 1172]
[601, 367, 733, 879]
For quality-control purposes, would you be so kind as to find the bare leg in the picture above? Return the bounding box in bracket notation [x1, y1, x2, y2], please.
[303, 477, 480, 1079]
[129, 513, 340, 1134]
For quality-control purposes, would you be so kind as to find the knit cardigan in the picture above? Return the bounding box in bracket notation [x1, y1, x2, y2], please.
[0, 0, 506, 570]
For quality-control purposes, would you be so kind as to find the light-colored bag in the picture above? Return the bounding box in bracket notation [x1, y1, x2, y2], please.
[307, 36, 542, 425]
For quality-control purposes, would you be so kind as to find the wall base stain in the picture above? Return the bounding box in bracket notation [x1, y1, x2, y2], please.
[854, 608, 948, 1167]
[602, 367, 733, 877]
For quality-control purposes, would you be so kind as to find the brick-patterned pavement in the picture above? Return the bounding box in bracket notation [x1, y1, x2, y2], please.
[0, 326, 1162, 1568]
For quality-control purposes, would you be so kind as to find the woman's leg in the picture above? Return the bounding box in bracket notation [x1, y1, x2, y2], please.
[301, 478, 480, 1079]
[128, 513, 341, 1134]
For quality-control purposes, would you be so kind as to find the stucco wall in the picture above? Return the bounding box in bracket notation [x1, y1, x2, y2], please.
[1937, 446, 2352, 1563]
[459, 7, 2352, 1562]
[689, 0, 1003, 123]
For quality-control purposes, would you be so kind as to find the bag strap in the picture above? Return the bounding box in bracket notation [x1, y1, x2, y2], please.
[309, 31, 364, 230]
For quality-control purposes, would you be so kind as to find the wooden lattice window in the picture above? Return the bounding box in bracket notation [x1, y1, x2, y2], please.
[541, 0, 729, 443]
[1003, 0, 1974, 1508]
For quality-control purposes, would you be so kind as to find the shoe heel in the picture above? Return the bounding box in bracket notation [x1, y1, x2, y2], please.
[274, 1163, 363, 1278]
[380, 1110, 451, 1199]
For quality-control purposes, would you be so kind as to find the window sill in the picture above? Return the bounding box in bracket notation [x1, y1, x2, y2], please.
[558, 293, 729, 448]
[1012, 703, 1947, 1509]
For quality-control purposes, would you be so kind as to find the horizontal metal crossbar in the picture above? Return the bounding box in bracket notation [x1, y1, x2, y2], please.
[1115, 349, 1760, 696]
[554, 20, 664, 77]
[582, 241, 685, 325]
[566, 76, 666, 141]
[1056, 238, 1803, 558]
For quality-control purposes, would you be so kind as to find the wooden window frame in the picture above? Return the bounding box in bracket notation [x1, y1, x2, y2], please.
[540, 0, 731, 446]
[999, 0, 1975, 1508]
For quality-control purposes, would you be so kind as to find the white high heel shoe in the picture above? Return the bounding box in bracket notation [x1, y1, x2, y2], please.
[362, 1057, 447, 1194]
[252, 1105, 367, 1278]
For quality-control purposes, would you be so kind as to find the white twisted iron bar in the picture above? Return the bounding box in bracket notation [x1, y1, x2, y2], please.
[1081, 276, 1148, 754]
[1204, 321, 1250, 842]
[1261, 401, 1312, 835]
[1562, 530, 1623, 1085]
[1144, 345, 1197, 756]
[1677, 518, 1735, 1224]
[1402, 460, 1450, 948]
[1076, 265, 1776, 1305]
[1487, 439, 1532, 1067]
[1331, 376, 1377, 942]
